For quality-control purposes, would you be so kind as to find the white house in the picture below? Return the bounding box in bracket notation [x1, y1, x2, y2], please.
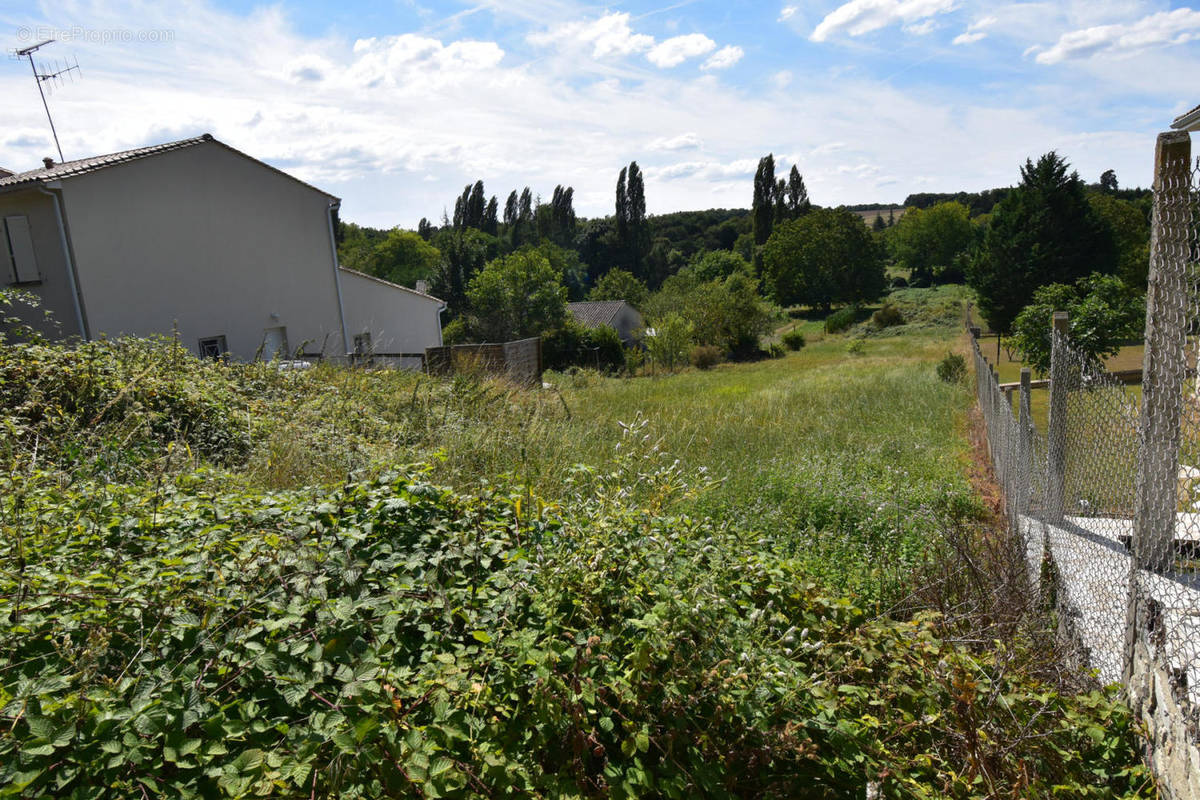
[0, 134, 444, 366]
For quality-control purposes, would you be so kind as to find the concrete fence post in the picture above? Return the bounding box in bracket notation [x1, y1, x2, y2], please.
[1046, 311, 1071, 525]
[1014, 367, 1032, 528]
[1132, 130, 1193, 578]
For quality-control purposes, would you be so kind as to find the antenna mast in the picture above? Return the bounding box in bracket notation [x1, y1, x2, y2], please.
[16, 39, 80, 163]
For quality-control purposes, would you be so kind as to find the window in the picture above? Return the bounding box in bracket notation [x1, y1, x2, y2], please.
[3, 215, 40, 284]
[198, 336, 228, 360]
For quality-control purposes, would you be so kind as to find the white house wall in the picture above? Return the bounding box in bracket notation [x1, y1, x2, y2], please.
[338, 269, 443, 368]
[0, 188, 84, 340]
[55, 141, 346, 360]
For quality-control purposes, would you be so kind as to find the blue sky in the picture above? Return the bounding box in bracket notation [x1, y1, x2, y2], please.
[3, 1, 1199, 227]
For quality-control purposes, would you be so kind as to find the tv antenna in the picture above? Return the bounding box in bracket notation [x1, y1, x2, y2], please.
[16, 39, 80, 163]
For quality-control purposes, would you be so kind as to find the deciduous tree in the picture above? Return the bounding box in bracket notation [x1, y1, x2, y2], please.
[466, 249, 567, 341]
[886, 201, 974, 285]
[762, 208, 885, 310]
[1010, 273, 1145, 374]
[589, 268, 649, 309]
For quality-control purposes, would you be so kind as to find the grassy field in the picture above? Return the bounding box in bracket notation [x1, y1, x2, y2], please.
[976, 334, 1147, 430]
[0, 286, 1156, 798]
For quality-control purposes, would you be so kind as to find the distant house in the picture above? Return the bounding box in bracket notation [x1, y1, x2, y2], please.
[0, 134, 444, 367]
[567, 300, 643, 345]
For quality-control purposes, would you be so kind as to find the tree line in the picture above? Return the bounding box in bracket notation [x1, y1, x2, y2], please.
[337, 145, 1151, 375]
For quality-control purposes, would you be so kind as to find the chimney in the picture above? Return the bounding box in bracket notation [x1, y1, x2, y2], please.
[42, 157, 55, 169]
[415, 280, 429, 295]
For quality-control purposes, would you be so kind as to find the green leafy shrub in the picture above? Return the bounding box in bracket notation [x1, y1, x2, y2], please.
[689, 344, 722, 370]
[937, 351, 968, 383]
[0, 337, 252, 469]
[1010, 273, 1145, 375]
[441, 316, 470, 344]
[872, 303, 905, 328]
[542, 319, 625, 372]
[767, 342, 786, 359]
[645, 313, 693, 371]
[824, 307, 857, 334]
[0, 457, 1153, 798]
[846, 339, 866, 356]
[781, 328, 806, 351]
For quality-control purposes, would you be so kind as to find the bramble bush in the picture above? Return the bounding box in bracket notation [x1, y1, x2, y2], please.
[0, 309, 1155, 798]
[0, 429, 1154, 798]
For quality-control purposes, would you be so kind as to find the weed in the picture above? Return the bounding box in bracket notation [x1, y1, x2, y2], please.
[781, 328, 806, 351]
[825, 306, 857, 333]
[938, 351, 968, 383]
[689, 344, 722, 369]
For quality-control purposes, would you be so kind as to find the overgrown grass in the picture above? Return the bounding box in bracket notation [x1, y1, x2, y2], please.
[0, 287, 1157, 797]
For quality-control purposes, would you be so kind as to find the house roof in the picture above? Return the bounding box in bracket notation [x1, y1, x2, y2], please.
[568, 300, 629, 328]
[0, 133, 337, 199]
[1171, 103, 1200, 132]
[338, 267, 445, 305]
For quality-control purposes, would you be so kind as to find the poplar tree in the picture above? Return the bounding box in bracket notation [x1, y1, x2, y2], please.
[467, 181, 486, 229]
[417, 217, 434, 241]
[615, 162, 647, 277]
[503, 191, 519, 228]
[786, 166, 810, 217]
[482, 196, 499, 236]
[616, 167, 629, 250]
[753, 154, 776, 246]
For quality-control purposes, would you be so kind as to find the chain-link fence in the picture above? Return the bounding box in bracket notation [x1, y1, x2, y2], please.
[971, 131, 1200, 793]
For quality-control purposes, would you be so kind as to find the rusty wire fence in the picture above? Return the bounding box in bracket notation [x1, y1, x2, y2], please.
[971, 131, 1200, 787]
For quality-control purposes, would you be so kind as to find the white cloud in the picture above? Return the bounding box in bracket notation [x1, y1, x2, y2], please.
[527, 12, 653, 58]
[772, 70, 794, 89]
[647, 158, 758, 181]
[811, 0, 958, 42]
[1034, 8, 1200, 64]
[952, 15, 995, 46]
[903, 19, 937, 35]
[647, 33, 717, 68]
[701, 45, 744, 70]
[648, 133, 704, 151]
[779, 5, 798, 21]
[347, 35, 505, 87]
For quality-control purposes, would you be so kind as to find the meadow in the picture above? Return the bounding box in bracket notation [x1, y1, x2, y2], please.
[0, 287, 1156, 798]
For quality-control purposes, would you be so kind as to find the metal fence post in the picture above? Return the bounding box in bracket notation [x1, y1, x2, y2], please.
[1132, 130, 1193, 577]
